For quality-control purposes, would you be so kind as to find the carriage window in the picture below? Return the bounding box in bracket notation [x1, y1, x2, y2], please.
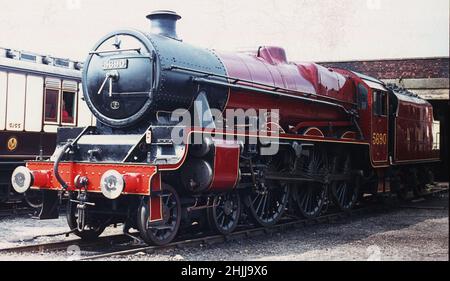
[44, 89, 59, 122]
[373, 90, 387, 116]
[62, 91, 76, 124]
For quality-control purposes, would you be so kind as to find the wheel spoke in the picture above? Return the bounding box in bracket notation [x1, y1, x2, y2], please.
[307, 190, 312, 211]
[330, 154, 357, 210]
[220, 214, 226, 226]
[246, 154, 291, 226]
[261, 193, 269, 218]
[295, 148, 327, 218]
[255, 194, 265, 215]
[252, 193, 261, 205]
[338, 185, 344, 203]
[217, 210, 225, 219]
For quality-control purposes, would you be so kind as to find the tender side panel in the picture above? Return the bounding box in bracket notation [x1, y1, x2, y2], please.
[394, 98, 439, 163]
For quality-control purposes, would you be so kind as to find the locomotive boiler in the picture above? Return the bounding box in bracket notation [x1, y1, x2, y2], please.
[10, 11, 440, 245]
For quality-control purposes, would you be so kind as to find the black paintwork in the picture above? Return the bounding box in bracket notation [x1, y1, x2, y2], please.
[0, 131, 56, 158]
[83, 29, 228, 129]
[147, 10, 181, 41]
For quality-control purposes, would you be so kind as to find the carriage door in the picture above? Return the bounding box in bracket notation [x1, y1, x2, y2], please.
[371, 89, 389, 165]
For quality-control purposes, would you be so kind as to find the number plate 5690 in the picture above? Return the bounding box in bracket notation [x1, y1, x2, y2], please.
[103, 59, 128, 70]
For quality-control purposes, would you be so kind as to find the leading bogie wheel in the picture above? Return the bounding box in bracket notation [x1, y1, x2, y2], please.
[137, 184, 181, 246]
[66, 193, 106, 241]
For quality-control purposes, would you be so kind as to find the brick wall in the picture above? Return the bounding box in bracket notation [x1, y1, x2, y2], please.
[319, 57, 449, 79]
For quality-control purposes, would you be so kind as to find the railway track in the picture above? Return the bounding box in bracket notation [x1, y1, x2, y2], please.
[79, 205, 381, 261]
[0, 204, 381, 259]
[0, 185, 447, 260]
[0, 233, 133, 255]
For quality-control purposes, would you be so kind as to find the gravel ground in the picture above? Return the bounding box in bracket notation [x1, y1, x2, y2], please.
[106, 194, 449, 261]
[0, 212, 123, 260]
[0, 194, 447, 261]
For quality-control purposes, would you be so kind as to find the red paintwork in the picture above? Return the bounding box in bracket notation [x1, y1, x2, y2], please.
[216, 47, 353, 130]
[293, 121, 353, 133]
[149, 172, 162, 222]
[394, 96, 439, 163]
[216, 47, 392, 165]
[371, 95, 389, 164]
[208, 139, 240, 192]
[340, 72, 389, 167]
[27, 161, 157, 195]
[31, 170, 52, 187]
[341, 131, 358, 140]
[303, 127, 324, 137]
[216, 48, 440, 168]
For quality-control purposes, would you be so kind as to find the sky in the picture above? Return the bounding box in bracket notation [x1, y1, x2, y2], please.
[0, 0, 448, 62]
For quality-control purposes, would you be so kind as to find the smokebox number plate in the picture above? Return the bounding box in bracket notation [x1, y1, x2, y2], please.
[103, 59, 128, 70]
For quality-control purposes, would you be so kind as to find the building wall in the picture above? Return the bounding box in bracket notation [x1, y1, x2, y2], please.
[319, 57, 449, 100]
[319, 57, 449, 79]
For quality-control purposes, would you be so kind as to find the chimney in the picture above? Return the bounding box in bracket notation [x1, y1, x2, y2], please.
[146, 10, 181, 41]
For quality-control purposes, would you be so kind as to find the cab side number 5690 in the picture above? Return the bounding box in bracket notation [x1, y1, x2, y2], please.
[372, 132, 387, 145]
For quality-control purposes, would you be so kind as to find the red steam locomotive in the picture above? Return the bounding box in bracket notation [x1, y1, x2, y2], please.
[11, 11, 440, 245]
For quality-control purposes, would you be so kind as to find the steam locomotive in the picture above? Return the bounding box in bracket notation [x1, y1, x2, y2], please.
[11, 11, 440, 245]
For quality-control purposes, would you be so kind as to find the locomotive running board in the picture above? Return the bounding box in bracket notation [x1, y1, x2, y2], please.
[265, 170, 363, 184]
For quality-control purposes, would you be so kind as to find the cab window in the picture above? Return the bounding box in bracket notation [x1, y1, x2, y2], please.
[357, 83, 368, 110]
[373, 90, 387, 116]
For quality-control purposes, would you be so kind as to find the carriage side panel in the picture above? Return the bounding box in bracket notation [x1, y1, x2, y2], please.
[6, 73, 26, 131]
[24, 75, 44, 132]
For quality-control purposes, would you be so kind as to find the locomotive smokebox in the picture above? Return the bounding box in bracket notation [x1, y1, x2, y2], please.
[83, 11, 228, 128]
[147, 10, 181, 40]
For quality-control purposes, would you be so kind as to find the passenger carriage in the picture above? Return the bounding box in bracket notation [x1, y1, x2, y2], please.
[0, 47, 94, 205]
